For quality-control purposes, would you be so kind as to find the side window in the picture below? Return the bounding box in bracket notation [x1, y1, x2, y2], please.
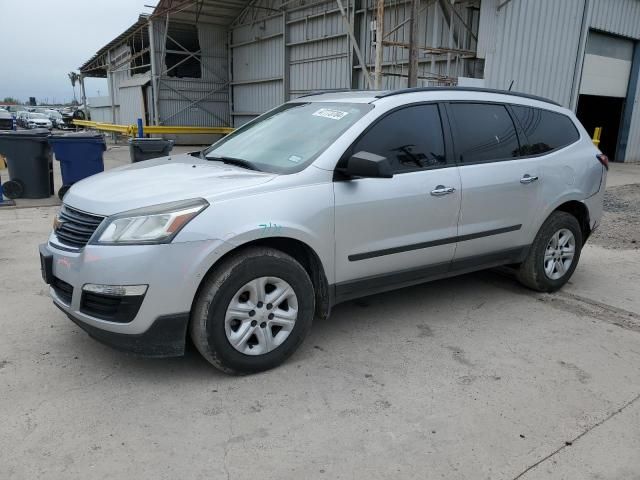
[351, 104, 447, 173]
[511, 106, 580, 155]
[449, 103, 520, 164]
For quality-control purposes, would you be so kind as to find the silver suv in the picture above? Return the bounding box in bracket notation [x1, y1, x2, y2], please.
[39, 88, 608, 374]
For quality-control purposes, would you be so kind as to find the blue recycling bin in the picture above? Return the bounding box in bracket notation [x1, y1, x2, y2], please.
[49, 132, 106, 199]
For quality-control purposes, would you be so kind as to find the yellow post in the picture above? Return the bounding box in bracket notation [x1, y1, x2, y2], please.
[0, 154, 6, 169]
[592, 127, 602, 147]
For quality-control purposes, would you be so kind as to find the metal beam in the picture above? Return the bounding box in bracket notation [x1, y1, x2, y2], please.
[374, 0, 385, 89]
[335, 0, 372, 89]
[408, 0, 420, 87]
[148, 19, 161, 125]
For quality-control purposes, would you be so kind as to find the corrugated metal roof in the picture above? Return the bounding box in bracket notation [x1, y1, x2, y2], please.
[79, 15, 150, 76]
[152, 0, 251, 26]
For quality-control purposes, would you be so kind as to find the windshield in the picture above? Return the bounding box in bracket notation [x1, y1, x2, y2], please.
[30, 113, 48, 119]
[205, 102, 373, 174]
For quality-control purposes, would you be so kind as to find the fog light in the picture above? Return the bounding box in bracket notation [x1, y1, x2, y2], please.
[82, 284, 148, 297]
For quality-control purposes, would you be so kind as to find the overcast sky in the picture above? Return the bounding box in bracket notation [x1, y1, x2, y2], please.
[0, 0, 158, 104]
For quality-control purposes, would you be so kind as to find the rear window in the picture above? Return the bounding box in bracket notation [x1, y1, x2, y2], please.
[511, 106, 580, 155]
[448, 103, 520, 164]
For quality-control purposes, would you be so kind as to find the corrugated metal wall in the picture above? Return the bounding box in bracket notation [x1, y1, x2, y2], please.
[589, 0, 640, 39]
[355, 0, 479, 90]
[118, 86, 146, 125]
[231, 15, 284, 126]
[150, 19, 230, 127]
[479, 0, 640, 162]
[229, 0, 480, 126]
[287, 5, 350, 97]
[480, 0, 585, 106]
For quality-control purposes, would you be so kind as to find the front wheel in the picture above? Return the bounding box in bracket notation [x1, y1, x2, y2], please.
[517, 211, 583, 292]
[190, 247, 315, 374]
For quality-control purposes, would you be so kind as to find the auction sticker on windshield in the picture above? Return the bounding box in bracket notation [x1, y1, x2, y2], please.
[312, 108, 350, 120]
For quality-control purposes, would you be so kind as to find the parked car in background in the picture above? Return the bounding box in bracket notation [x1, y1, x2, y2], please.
[25, 112, 52, 130]
[16, 111, 28, 128]
[0, 109, 14, 130]
[40, 87, 608, 374]
[44, 110, 66, 129]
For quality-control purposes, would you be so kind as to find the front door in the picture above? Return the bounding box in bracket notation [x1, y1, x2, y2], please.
[333, 104, 461, 295]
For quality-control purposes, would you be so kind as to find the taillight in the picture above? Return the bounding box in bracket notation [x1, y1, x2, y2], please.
[596, 153, 609, 170]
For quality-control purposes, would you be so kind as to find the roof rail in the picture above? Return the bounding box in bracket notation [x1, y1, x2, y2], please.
[374, 87, 561, 107]
[296, 89, 372, 98]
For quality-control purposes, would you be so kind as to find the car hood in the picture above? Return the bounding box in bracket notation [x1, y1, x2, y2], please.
[64, 153, 277, 216]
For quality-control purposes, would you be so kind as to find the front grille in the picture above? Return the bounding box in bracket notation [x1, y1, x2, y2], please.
[0, 119, 13, 130]
[54, 205, 104, 249]
[80, 291, 145, 323]
[52, 277, 73, 304]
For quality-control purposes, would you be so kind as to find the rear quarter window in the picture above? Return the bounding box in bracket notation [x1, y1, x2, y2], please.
[511, 106, 580, 155]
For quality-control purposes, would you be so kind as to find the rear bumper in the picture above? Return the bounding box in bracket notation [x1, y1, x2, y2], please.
[55, 302, 189, 357]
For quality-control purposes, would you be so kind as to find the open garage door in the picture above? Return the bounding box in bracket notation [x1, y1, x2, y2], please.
[577, 31, 634, 161]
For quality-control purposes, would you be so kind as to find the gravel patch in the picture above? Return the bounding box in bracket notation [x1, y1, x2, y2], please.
[590, 184, 640, 250]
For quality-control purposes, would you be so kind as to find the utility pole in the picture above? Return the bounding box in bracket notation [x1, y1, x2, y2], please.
[407, 0, 420, 87]
[374, 0, 385, 90]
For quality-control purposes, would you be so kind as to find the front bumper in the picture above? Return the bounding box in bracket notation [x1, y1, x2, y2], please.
[55, 302, 189, 357]
[41, 235, 226, 356]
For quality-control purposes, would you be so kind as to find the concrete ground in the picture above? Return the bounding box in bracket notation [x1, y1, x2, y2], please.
[1, 151, 640, 479]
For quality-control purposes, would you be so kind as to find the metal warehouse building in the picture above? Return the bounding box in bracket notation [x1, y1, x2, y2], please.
[79, 0, 640, 162]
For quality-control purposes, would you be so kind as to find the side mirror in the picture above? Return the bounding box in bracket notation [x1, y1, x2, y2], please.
[344, 151, 393, 178]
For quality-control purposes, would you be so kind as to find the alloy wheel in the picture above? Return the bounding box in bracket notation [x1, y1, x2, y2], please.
[543, 228, 576, 280]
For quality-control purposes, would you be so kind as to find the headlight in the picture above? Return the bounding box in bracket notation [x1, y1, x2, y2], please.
[94, 198, 208, 245]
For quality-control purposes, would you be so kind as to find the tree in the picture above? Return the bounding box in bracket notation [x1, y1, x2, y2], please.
[2, 97, 21, 104]
[68, 72, 80, 103]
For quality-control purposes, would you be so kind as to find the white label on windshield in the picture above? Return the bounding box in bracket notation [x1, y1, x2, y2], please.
[288, 155, 302, 163]
[312, 108, 349, 120]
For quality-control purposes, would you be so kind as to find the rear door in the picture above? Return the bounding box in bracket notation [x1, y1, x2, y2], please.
[334, 103, 461, 291]
[446, 102, 543, 264]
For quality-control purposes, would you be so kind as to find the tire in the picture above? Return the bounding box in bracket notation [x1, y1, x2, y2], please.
[190, 247, 315, 374]
[517, 211, 583, 292]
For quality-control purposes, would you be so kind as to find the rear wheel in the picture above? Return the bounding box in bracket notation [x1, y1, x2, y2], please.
[190, 247, 315, 374]
[517, 211, 582, 292]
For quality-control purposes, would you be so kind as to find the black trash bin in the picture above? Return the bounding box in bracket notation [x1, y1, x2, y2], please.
[0, 129, 53, 199]
[128, 137, 174, 163]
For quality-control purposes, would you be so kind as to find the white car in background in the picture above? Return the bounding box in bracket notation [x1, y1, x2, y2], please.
[26, 112, 52, 130]
[44, 109, 66, 129]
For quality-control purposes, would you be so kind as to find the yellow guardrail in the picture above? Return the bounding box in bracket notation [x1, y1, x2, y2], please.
[592, 126, 602, 147]
[72, 120, 233, 137]
[73, 120, 136, 136]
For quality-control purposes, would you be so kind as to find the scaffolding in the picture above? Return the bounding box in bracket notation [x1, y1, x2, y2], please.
[78, 0, 481, 130]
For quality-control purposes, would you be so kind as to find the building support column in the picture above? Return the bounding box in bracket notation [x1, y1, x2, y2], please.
[148, 19, 160, 126]
[79, 74, 89, 120]
[408, 0, 420, 87]
[374, 0, 385, 89]
[336, 0, 372, 88]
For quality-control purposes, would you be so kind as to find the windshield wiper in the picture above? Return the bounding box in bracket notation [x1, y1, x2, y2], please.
[207, 155, 260, 171]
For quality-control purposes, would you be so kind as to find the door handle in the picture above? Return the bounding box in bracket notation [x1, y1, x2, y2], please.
[430, 185, 456, 196]
[520, 174, 539, 184]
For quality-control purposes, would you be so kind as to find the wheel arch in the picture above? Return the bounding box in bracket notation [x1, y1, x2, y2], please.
[553, 200, 591, 242]
[191, 236, 332, 325]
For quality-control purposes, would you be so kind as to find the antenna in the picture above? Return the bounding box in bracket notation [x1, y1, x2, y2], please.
[508, 80, 515, 91]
